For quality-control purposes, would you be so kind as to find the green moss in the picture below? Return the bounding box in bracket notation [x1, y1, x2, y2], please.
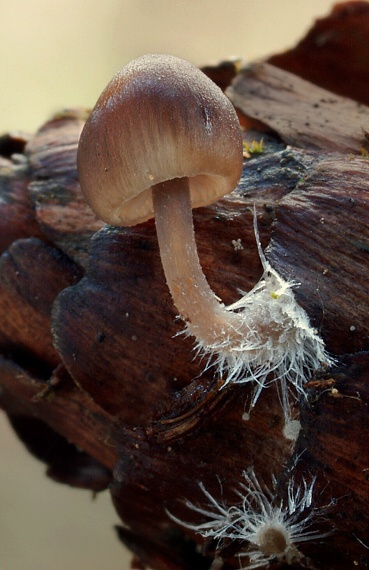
[243, 138, 264, 157]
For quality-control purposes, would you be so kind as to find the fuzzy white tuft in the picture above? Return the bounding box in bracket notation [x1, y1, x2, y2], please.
[171, 470, 329, 569]
[185, 214, 334, 420]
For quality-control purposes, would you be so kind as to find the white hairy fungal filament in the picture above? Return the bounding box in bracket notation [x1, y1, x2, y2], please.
[170, 469, 330, 569]
[186, 212, 334, 421]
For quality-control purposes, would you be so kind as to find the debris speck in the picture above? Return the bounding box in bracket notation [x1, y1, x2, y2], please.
[232, 238, 244, 251]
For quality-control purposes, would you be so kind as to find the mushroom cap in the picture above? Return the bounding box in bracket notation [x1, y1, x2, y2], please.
[77, 54, 243, 226]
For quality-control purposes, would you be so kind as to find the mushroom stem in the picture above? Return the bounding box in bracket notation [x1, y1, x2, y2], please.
[152, 177, 332, 418]
[152, 178, 241, 347]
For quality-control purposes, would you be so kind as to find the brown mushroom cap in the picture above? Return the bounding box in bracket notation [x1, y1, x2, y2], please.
[77, 53, 243, 226]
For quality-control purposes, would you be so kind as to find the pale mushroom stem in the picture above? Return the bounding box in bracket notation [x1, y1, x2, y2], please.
[152, 178, 242, 347]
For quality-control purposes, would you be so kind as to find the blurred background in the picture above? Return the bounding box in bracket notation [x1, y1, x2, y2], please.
[0, 1, 336, 568]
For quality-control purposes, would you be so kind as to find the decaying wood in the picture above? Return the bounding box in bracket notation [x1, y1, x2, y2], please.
[1, 4, 369, 569]
[227, 62, 369, 153]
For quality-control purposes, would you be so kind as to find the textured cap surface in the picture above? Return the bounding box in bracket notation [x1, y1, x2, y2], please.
[78, 54, 243, 226]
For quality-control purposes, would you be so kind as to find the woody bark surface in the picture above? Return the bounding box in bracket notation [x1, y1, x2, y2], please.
[1, 2, 369, 569]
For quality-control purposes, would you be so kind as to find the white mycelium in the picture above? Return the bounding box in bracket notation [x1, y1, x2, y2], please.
[173, 469, 329, 569]
[187, 215, 333, 420]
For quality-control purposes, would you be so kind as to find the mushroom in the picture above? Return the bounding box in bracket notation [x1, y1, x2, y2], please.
[77, 54, 332, 417]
